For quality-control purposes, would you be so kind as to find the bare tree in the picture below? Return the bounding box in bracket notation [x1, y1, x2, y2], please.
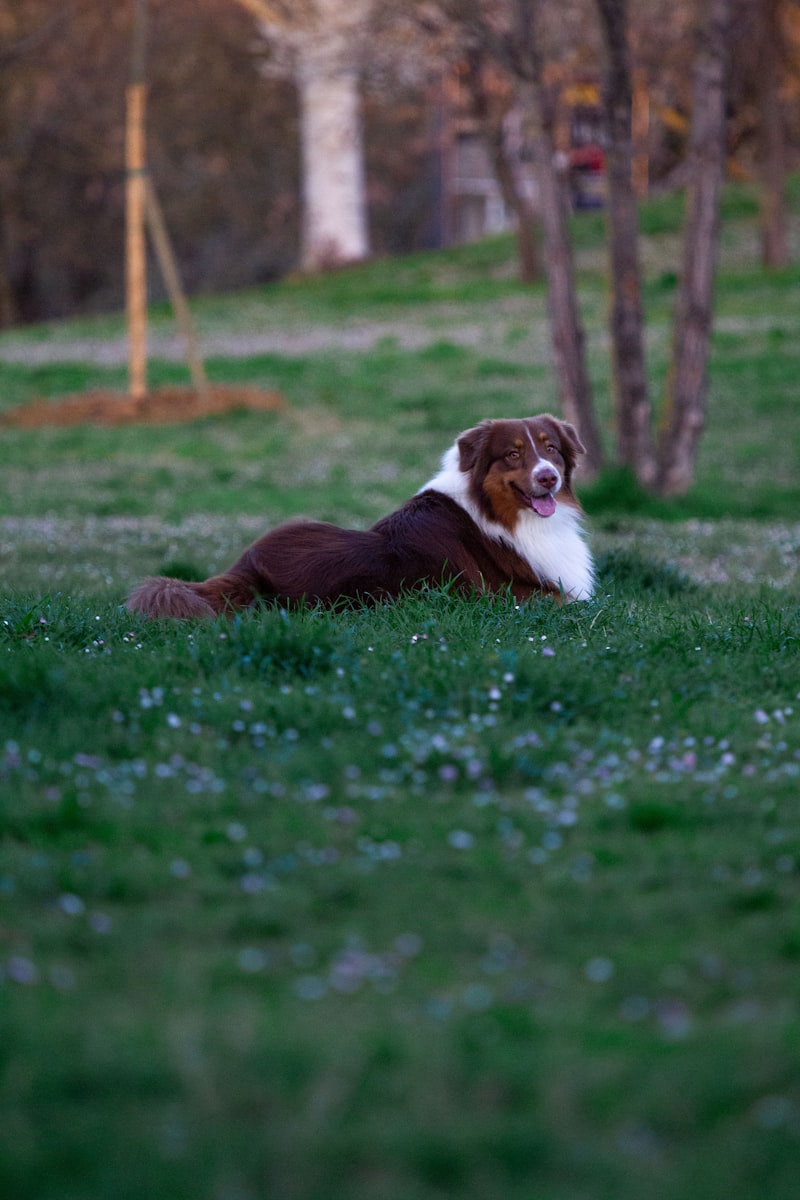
[432, 0, 604, 472]
[594, 0, 739, 495]
[754, 0, 789, 268]
[595, 0, 656, 485]
[445, 0, 734, 496]
[657, 0, 732, 495]
[510, 1, 604, 473]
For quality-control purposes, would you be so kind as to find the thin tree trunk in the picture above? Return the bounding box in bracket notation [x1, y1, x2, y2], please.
[527, 85, 602, 474]
[510, 0, 603, 474]
[595, 0, 656, 485]
[461, 48, 539, 283]
[485, 111, 539, 283]
[657, 0, 731, 496]
[757, 0, 788, 269]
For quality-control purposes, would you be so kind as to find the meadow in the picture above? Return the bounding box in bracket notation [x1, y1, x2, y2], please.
[1, 184, 799, 1200]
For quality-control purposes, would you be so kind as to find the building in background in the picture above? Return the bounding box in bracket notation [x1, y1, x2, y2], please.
[437, 72, 615, 248]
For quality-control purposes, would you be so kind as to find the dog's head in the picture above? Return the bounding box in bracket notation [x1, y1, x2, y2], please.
[456, 415, 586, 529]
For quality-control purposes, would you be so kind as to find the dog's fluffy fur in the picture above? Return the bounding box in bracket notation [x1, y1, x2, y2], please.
[126, 414, 594, 619]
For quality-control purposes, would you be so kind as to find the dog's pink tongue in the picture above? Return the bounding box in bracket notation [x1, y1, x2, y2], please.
[532, 494, 556, 518]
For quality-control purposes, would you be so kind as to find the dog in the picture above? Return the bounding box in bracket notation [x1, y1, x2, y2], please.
[125, 414, 595, 619]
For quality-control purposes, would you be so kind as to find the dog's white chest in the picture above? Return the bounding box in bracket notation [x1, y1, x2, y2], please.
[424, 450, 594, 600]
[508, 506, 594, 600]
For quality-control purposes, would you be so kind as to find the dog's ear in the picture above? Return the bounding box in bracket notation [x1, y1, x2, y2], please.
[456, 421, 491, 472]
[556, 419, 586, 460]
[533, 415, 586, 462]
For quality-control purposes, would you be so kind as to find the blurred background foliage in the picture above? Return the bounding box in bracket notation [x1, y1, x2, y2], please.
[0, 0, 797, 323]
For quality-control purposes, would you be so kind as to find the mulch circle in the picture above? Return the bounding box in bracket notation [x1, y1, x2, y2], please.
[0, 385, 286, 428]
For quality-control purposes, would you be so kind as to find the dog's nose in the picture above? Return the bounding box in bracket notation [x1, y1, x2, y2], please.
[534, 466, 558, 493]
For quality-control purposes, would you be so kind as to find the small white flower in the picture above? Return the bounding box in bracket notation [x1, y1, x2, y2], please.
[585, 957, 614, 983]
[59, 893, 85, 917]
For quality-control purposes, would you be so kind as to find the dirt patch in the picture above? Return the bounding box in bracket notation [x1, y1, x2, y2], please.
[0, 385, 286, 428]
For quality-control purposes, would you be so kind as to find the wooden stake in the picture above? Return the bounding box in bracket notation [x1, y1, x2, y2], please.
[145, 179, 209, 396]
[126, 0, 148, 400]
[125, 81, 147, 400]
[125, 0, 208, 403]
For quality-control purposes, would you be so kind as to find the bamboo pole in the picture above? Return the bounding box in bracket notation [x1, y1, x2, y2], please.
[126, 0, 148, 400]
[125, 0, 209, 402]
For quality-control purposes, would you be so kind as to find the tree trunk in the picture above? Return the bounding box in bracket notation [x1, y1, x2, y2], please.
[297, 49, 368, 271]
[657, 0, 731, 496]
[526, 85, 602, 475]
[237, 0, 371, 273]
[510, 0, 603, 474]
[461, 48, 539, 283]
[595, 0, 656, 486]
[756, 0, 788, 269]
[485, 110, 540, 283]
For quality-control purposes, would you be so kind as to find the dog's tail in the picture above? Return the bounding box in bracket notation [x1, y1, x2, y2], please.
[126, 576, 220, 619]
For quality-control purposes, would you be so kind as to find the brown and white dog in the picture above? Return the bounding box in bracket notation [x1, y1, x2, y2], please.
[126, 414, 595, 619]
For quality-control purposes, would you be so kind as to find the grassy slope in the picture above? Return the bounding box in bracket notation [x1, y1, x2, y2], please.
[0, 185, 799, 531]
[1, 184, 799, 1200]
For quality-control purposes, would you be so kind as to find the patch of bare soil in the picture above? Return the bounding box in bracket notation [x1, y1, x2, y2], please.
[0, 385, 286, 428]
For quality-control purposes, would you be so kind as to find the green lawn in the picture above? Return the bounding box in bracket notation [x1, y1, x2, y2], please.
[1, 184, 799, 1200]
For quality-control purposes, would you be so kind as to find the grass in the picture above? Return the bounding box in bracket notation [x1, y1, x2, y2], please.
[1, 181, 799, 1200]
[2, 578, 799, 1200]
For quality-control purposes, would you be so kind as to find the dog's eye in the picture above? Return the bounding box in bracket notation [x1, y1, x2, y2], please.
[506, 449, 520, 462]
[545, 443, 560, 455]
